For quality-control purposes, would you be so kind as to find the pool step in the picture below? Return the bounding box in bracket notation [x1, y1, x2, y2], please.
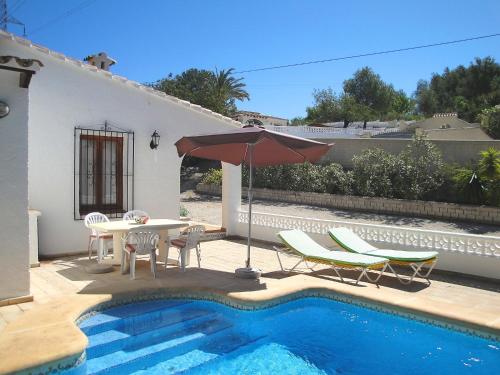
[130, 334, 268, 375]
[178, 334, 268, 374]
[129, 350, 218, 375]
[86, 317, 233, 375]
[80, 300, 191, 335]
[87, 310, 219, 358]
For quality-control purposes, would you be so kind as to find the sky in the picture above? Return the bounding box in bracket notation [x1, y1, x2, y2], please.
[5, 0, 500, 119]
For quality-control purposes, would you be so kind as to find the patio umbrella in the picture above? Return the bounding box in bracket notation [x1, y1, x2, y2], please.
[175, 125, 333, 278]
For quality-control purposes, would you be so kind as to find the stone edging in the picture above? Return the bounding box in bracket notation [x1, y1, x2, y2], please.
[3, 282, 500, 375]
[76, 290, 500, 340]
[196, 183, 500, 225]
[30, 289, 500, 375]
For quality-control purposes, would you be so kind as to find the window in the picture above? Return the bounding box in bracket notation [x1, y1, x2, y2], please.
[74, 127, 134, 219]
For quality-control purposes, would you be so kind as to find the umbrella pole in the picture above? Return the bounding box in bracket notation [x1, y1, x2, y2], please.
[235, 143, 261, 279]
[246, 144, 253, 268]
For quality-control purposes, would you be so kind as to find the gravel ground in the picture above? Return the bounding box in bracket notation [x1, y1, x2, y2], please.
[181, 190, 500, 236]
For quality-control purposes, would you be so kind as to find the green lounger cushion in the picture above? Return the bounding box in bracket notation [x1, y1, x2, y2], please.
[328, 228, 438, 262]
[365, 249, 438, 262]
[277, 230, 387, 267]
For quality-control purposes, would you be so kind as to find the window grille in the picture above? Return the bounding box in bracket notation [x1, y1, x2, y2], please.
[74, 127, 134, 220]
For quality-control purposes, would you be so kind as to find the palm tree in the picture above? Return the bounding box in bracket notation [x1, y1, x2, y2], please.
[210, 68, 250, 115]
[478, 147, 500, 181]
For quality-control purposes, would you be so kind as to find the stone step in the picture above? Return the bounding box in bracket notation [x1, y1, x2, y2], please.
[87, 311, 220, 358]
[86, 319, 234, 375]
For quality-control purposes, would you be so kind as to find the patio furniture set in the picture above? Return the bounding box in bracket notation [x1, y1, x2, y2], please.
[84, 211, 204, 279]
[82, 125, 438, 284]
[84, 210, 438, 284]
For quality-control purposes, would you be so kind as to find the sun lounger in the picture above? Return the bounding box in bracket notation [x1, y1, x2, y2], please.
[276, 229, 389, 285]
[328, 228, 438, 285]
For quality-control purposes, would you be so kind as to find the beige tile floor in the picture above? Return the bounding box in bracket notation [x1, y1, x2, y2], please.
[0, 238, 499, 373]
[2, 238, 499, 331]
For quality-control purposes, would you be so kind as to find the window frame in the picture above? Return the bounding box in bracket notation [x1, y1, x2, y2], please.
[74, 127, 134, 220]
[78, 134, 124, 215]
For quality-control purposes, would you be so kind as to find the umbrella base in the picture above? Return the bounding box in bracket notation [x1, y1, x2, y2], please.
[235, 267, 262, 279]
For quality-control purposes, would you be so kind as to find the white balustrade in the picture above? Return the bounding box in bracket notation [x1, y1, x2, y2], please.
[238, 210, 500, 258]
[265, 125, 401, 139]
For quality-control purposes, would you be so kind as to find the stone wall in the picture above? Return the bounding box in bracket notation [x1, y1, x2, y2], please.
[320, 138, 500, 168]
[196, 183, 500, 225]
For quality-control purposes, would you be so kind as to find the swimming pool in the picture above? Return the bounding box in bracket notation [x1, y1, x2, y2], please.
[78, 297, 499, 374]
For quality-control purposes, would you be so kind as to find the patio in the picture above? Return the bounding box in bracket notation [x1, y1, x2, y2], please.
[1, 237, 499, 373]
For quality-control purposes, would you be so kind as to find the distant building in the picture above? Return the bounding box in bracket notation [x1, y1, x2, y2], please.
[319, 120, 405, 129]
[407, 113, 492, 140]
[233, 111, 288, 126]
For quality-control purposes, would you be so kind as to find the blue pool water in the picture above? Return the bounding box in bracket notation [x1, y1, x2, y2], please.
[78, 298, 499, 374]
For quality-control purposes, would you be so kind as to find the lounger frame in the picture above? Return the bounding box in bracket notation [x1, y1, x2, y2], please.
[273, 246, 388, 285]
[328, 229, 439, 285]
[385, 259, 437, 285]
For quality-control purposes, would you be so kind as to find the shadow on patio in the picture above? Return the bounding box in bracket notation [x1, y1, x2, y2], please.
[46, 238, 490, 298]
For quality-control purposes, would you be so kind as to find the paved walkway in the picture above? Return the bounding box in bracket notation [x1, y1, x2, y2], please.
[181, 191, 500, 236]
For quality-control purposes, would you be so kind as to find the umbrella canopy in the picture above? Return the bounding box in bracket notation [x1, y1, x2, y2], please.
[175, 125, 333, 278]
[175, 125, 332, 166]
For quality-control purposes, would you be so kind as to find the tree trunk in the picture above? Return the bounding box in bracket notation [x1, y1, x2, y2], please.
[343, 119, 349, 128]
[363, 120, 367, 129]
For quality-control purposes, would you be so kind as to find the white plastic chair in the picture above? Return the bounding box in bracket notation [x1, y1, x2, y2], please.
[84, 212, 113, 262]
[123, 210, 150, 221]
[166, 225, 205, 271]
[121, 230, 159, 280]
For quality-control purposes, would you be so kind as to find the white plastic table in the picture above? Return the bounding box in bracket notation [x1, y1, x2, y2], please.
[89, 219, 189, 269]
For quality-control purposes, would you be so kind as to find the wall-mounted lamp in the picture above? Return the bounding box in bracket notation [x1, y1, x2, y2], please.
[0, 101, 10, 118]
[150, 130, 160, 149]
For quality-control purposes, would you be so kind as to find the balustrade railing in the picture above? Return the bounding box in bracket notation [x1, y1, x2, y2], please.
[238, 210, 500, 257]
[264, 125, 401, 139]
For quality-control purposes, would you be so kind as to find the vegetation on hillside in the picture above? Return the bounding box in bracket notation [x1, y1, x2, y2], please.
[414, 57, 500, 122]
[305, 67, 417, 127]
[479, 106, 500, 139]
[150, 57, 500, 140]
[304, 57, 500, 135]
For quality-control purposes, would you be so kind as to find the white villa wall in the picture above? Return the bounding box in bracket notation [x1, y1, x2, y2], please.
[1, 37, 239, 256]
[0, 69, 30, 299]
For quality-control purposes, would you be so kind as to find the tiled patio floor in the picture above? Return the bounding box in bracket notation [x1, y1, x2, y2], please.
[0, 238, 499, 373]
[2, 238, 499, 331]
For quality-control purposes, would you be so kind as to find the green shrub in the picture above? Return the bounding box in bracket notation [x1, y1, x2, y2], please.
[451, 167, 486, 205]
[478, 148, 500, 206]
[484, 180, 500, 206]
[201, 168, 223, 185]
[394, 136, 445, 200]
[244, 162, 352, 194]
[179, 205, 190, 217]
[199, 144, 498, 207]
[351, 138, 445, 200]
[287, 163, 326, 193]
[478, 147, 500, 180]
[321, 163, 353, 194]
[352, 148, 399, 198]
